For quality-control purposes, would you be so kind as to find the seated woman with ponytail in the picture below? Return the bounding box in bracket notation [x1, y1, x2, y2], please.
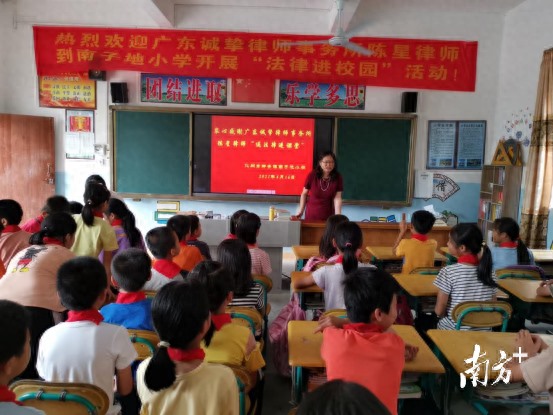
[100, 198, 146, 262]
[137, 280, 239, 415]
[71, 182, 118, 284]
[0, 212, 76, 378]
[293, 222, 375, 310]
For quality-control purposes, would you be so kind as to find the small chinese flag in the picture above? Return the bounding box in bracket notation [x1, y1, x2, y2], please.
[232, 78, 275, 103]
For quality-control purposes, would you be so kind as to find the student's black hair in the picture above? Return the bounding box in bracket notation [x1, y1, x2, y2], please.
[57, 257, 108, 311]
[230, 209, 249, 236]
[0, 199, 24, 225]
[188, 261, 234, 312]
[334, 221, 363, 274]
[85, 174, 107, 187]
[81, 182, 110, 227]
[217, 239, 253, 296]
[236, 212, 261, 245]
[167, 214, 190, 242]
[29, 212, 77, 245]
[188, 214, 201, 235]
[319, 214, 349, 260]
[411, 210, 436, 235]
[69, 201, 83, 215]
[144, 281, 211, 391]
[314, 151, 338, 181]
[493, 217, 531, 265]
[450, 223, 497, 288]
[106, 198, 142, 247]
[146, 226, 177, 259]
[0, 300, 30, 365]
[111, 248, 152, 292]
[344, 268, 400, 324]
[297, 379, 391, 415]
[41, 195, 70, 215]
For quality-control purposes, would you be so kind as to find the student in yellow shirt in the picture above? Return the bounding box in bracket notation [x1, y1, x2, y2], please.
[392, 210, 438, 274]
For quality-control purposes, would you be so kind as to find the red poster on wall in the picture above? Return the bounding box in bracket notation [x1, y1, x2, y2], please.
[33, 26, 478, 91]
[210, 116, 314, 196]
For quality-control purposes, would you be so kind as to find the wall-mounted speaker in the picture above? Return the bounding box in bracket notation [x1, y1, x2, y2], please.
[401, 92, 418, 113]
[110, 82, 129, 104]
[88, 70, 106, 81]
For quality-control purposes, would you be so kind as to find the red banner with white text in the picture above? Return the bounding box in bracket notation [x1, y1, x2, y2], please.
[33, 26, 478, 91]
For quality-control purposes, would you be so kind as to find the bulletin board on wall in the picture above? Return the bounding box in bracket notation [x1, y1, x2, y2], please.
[111, 107, 417, 205]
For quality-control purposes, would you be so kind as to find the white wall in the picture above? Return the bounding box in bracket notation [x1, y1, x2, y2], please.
[3, 0, 541, 236]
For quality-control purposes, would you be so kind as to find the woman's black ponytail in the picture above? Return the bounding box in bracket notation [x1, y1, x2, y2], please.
[493, 217, 530, 265]
[28, 212, 77, 246]
[107, 198, 141, 247]
[82, 183, 110, 227]
[29, 229, 48, 245]
[478, 244, 497, 288]
[144, 346, 176, 392]
[335, 222, 363, 275]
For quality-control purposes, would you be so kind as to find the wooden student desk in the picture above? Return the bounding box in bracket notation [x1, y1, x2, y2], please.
[291, 271, 323, 310]
[498, 279, 553, 304]
[393, 274, 438, 297]
[427, 329, 551, 414]
[291, 245, 319, 270]
[366, 246, 447, 265]
[289, 321, 445, 402]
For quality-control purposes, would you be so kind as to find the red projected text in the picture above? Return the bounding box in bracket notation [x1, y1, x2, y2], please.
[211, 116, 315, 195]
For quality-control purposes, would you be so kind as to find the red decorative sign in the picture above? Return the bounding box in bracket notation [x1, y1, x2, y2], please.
[210, 115, 314, 196]
[33, 26, 478, 92]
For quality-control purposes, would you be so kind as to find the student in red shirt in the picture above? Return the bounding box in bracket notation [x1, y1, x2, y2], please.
[20, 195, 70, 234]
[320, 268, 419, 415]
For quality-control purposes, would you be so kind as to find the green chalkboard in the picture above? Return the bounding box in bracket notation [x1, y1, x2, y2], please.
[336, 117, 415, 205]
[113, 110, 190, 196]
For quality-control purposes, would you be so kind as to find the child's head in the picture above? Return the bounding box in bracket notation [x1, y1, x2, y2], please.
[217, 239, 252, 296]
[492, 217, 531, 265]
[106, 198, 141, 247]
[144, 281, 211, 391]
[146, 226, 180, 260]
[82, 182, 111, 226]
[29, 212, 77, 247]
[230, 209, 248, 236]
[57, 257, 108, 310]
[411, 210, 436, 235]
[319, 214, 349, 260]
[344, 268, 400, 330]
[236, 212, 261, 245]
[449, 223, 497, 288]
[167, 215, 191, 242]
[0, 199, 24, 226]
[111, 248, 152, 292]
[41, 195, 70, 216]
[334, 221, 363, 274]
[85, 174, 107, 187]
[297, 379, 390, 415]
[188, 215, 202, 238]
[0, 300, 31, 383]
[188, 261, 234, 312]
[69, 201, 83, 215]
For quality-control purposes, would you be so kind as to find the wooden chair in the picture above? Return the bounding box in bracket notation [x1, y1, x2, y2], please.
[225, 364, 258, 415]
[452, 301, 513, 331]
[253, 274, 273, 293]
[495, 267, 543, 281]
[410, 267, 441, 275]
[128, 329, 159, 361]
[144, 290, 156, 299]
[227, 306, 265, 345]
[10, 380, 109, 415]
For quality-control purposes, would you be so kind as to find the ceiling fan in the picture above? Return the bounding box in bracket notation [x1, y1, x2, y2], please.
[281, 0, 373, 57]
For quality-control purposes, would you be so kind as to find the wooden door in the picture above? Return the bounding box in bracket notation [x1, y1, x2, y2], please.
[0, 114, 55, 222]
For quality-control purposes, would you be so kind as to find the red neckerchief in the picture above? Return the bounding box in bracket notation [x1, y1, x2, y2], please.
[93, 211, 104, 219]
[167, 348, 205, 361]
[66, 309, 104, 325]
[111, 218, 123, 227]
[457, 254, 479, 266]
[116, 291, 146, 304]
[225, 233, 238, 240]
[499, 241, 518, 248]
[247, 243, 258, 249]
[334, 255, 344, 264]
[343, 323, 385, 333]
[212, 313, 232, 331]
[1, 225, 21, 233]
[0, 386, 22, 406]
[188, 236, 198, 242]
[43, 237, 64, 246]
[411, 233, 428, 242]
[153, 259, 182, 278]
[36, 216, 44, 224]
[179, 240, 187, 247]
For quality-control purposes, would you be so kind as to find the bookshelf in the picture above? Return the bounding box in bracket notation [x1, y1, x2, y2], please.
[478, 165, 522, 239]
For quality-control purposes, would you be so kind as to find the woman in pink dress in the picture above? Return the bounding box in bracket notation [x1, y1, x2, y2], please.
[295, 151, 343, 221]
